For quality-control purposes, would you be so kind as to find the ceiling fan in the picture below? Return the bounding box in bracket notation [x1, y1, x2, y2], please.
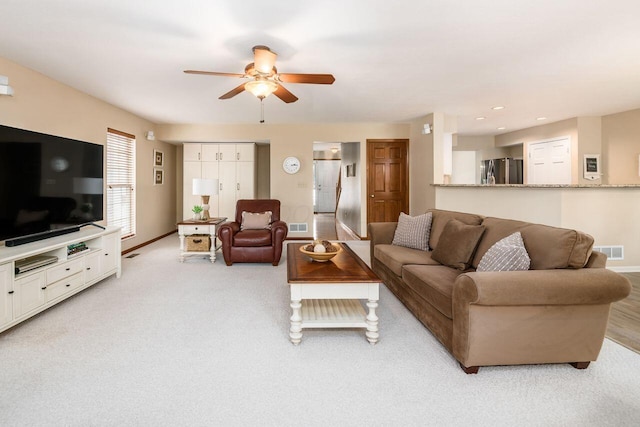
[184, 45, 335, 104]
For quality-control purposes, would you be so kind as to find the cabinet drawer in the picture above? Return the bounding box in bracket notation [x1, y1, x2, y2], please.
[181, 225, 211, 234]
[46, 258, 84, 285]
[46, 272, 84, 302]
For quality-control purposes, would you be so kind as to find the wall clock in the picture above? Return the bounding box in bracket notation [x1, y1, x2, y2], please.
[282, 156, 301, 174]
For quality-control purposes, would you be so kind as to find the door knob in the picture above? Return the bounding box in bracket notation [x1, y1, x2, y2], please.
[370, 194, 375, 198]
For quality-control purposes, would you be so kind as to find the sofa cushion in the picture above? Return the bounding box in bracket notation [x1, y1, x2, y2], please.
[233, 229, 272, 247]
[241, 211, 272, 230]
[431, 219, 485, 271]
[428, 209, 484, 250]
[477, 231, 531, 272]
[471, 217, 594, 270]
[402, 265, 465, 319]
[374, 244, 439, 276]
[391, 212, 432, 251]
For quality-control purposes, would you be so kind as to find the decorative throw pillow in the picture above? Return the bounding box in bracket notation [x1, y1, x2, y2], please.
[241, 211, 272, 230]
[391, 212, 433, 251]
[477, 231, 531, 272]
[431, 219, 485, 270]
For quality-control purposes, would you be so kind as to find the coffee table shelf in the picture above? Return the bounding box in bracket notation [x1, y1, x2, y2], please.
[301, 299, 368, 328]
[287, 243, 381, 345]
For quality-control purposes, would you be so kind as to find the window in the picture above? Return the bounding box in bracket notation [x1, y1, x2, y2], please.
[106, 128, 136, 239]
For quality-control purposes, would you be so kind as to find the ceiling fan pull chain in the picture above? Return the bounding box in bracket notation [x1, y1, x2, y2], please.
[260, 98, 265, 123]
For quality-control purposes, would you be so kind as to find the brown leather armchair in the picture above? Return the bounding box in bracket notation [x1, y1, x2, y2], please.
[217, 199, 288, 266]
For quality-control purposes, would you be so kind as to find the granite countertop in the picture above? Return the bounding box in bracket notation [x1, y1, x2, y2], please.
[433, 184, 640, 188]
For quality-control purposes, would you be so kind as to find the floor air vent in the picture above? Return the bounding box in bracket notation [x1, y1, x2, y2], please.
[592, 246, 624, 261]
[288, 223, 308, 233]
[125, 253, 140, 259]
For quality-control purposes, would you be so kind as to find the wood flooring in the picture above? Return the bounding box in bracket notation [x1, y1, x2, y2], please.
[606, 272, 640, 354]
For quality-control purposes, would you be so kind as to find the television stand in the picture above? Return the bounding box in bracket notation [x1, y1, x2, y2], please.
[0, 226, 121, 334]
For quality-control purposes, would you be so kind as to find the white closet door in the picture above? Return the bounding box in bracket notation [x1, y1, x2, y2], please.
[218, 145, 236, 162]
[201, 144, 220, 162]
[236, 161, 255, 201]
[236, 143, 255, 162]
[183, 144, 202, 161]
[528, 138, 571, 185]
[183, 161, 202, 219]
[218, 161, 237, 220]
[202, 161, 220, 217]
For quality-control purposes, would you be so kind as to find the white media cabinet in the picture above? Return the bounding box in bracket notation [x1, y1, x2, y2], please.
[0, 226, 121, 334]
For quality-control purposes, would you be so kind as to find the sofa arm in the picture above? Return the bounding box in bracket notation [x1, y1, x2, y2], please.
[368, 222, 397, 263]
[453, 269, 631, 308]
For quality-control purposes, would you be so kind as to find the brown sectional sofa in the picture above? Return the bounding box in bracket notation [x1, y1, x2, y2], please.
[369, 209, 631, 374]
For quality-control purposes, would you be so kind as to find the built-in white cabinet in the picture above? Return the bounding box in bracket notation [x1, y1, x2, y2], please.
[13, 272, 45, 318]
[0, 226, 121, 334]
[183, 143, 256, 220]
[1, 265, 14, 328]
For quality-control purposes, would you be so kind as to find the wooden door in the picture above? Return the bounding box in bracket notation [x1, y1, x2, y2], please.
[367, 139, 409, 223]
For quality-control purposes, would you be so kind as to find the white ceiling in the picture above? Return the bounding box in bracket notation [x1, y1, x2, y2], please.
[1, 0, 640, 136]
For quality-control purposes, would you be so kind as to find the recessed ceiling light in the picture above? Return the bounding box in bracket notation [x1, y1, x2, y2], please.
[497, 127, 506, 130]
[536, 117, 547, 121]
[492, 106, 505, 110]
[475, 116, 486, 120]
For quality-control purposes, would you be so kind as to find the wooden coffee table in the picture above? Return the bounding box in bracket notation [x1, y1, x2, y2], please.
[287, 243, 381, 345]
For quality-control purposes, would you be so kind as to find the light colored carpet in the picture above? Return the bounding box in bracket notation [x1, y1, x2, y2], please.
[1, 236, 639, 426]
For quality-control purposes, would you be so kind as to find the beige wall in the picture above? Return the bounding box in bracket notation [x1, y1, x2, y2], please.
[157, 123, 410, 238]
[602, 108, 640, 184]
[0, 56, 177, 252]
[409, 115, 435, 215]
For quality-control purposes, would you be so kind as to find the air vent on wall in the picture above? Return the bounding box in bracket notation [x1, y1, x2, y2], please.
[288, 223, 308, 233]
[592, 246, 624, 261]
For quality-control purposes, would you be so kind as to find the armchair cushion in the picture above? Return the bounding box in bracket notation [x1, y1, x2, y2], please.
[233, 229, 272, 247]
[241, 211, 272, 230]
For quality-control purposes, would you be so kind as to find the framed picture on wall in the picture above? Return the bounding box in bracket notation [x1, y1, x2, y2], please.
[154, 149, 164, 167]
[154, 168, 164, 185]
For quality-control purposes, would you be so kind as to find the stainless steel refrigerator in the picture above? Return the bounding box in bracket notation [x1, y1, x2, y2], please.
[481, 158, 523, 184]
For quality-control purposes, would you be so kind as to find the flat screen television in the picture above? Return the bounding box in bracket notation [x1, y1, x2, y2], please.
[0, 124, 104, 245]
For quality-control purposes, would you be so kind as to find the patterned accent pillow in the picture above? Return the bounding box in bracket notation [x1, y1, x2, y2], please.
[391, 212, 433, 251]
[241, 211, 272, 230]
[477, 231, 531, 272]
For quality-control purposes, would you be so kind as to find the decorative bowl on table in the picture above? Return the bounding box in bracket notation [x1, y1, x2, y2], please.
[299, 241, 341, 262]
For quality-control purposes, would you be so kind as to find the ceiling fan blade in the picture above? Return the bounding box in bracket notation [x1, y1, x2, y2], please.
[184, 70, 245, 78]
[219, 83, 247, 100]
[253, 45, 277, 74]
[273, 84, 298, 103]
[278, 73, 335, 84]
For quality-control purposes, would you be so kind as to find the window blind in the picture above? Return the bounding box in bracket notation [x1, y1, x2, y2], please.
[106, 128, 136, 239]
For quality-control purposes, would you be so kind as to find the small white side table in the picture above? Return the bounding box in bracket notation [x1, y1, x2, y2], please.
[177, 218, 226, 263]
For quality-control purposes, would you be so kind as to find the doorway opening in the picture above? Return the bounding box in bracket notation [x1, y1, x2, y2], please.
[312, 142, 341, 240]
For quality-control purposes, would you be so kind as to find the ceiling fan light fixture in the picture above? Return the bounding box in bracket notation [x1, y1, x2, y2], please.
[245, 79, 278, 99]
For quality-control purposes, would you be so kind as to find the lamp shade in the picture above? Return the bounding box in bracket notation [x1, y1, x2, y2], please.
[192, 178, 219, 196]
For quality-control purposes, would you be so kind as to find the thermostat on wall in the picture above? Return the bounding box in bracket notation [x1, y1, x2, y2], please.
[583, 154, 601, 180]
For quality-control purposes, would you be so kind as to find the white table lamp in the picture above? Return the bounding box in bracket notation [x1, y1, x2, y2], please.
[192, 178, 219, 220]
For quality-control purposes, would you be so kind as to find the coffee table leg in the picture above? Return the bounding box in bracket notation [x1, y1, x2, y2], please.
[366, 299, 379, 345]
[290, 298, 303, 345]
